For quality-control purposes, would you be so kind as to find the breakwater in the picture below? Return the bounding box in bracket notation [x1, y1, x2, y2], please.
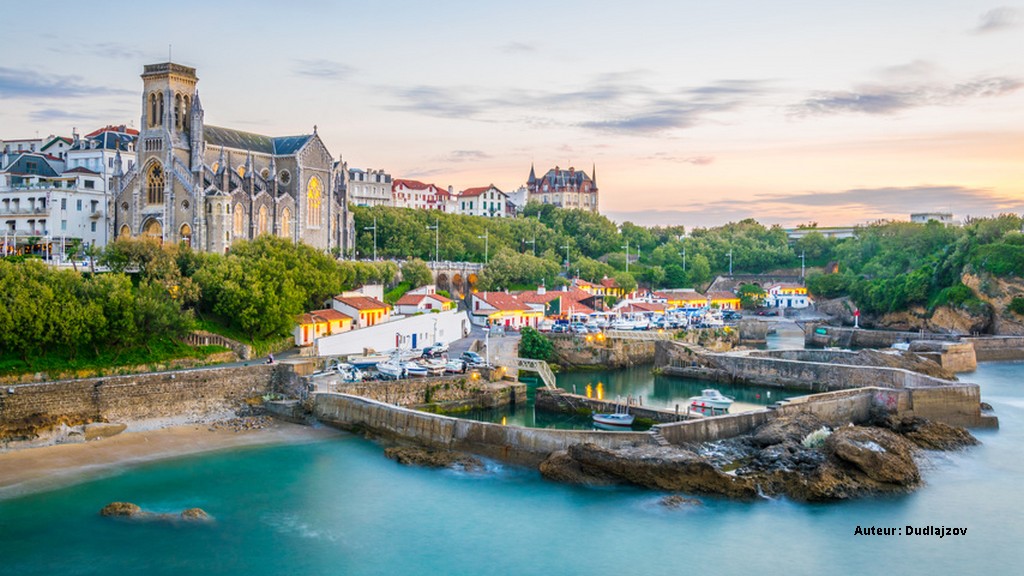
[806, 326, 1024, 362]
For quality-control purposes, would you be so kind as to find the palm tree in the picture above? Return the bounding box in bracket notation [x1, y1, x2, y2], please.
[67, 238, 83, 272]
[83, 243, 100, 274]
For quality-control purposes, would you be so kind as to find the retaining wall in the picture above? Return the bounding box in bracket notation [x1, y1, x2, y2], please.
[964, 337, 1024, 361]
[0, 365, 278, 432]
[314, 393, 654, 465]
[806, 326, 960, 348]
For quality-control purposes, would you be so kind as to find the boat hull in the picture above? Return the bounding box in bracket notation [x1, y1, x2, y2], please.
[592, 413, 635, 428]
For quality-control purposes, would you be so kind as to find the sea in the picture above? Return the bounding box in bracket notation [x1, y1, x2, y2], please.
[0, 325, 1020, 575]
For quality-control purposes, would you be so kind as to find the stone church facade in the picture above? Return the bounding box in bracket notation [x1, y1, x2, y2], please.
[112, 62, 350, 253]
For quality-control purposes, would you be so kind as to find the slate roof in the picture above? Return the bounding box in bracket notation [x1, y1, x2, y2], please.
[63, 166, 100, 174]
[203, 125, 312, 156]
[0, 153, 61, 177]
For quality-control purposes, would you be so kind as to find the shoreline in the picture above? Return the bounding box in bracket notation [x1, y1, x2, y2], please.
[0, 417, 343, 501]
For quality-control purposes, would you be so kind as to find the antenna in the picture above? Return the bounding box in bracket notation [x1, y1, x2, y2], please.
[168, 44, 172, 62]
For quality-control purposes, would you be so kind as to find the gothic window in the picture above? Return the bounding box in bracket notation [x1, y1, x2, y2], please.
[174, 94, 182, 130]
[306, 176, 322, 228]
[279, 170, 291, 186]
[237, 165, 246, 178]
[183, 95, 191, 131]
[149, 93, 157, 127]
[180, 223, 192, 247]
[233, 202, 244, 237]
[119, 224, 131, 238]
[281, 207, 291, 238]
[258, 205, 269, 235]
[146, 162, 165, 205]
[158, 93, 164, 125]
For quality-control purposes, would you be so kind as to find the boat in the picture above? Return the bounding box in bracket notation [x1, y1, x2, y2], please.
[592, 412, 635, 429]
[419, 358, 447, 376]
[403, 361, 429, 377]
[348, 352, 391, 369]
[688, 389, 734, 411]
[445, 358, 467, 373]
[330, 361, 364, 383]
[376, 352, 406, 380]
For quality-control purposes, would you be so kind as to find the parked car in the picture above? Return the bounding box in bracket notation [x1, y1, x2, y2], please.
[422, 342, 449, 357]
[551, 324, 568, 334]
[723, 310, 742, 321]
[461, 351, 486, 367]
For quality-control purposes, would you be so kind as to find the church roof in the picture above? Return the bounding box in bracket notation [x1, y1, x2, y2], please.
[203, 125, 312, 156]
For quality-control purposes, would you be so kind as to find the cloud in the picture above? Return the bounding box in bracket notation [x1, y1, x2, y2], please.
[445, 150, 491, 162]
[382, 75, 766, 135]
[793, 76, 1023, 116]
[499, 42, 534, 53]
[292, 59, 354, 80]
[757, 185, 1024, 216]
[877, 59, 937, 81]
[974, 7, 1020, 33]
[0, 67, 132, 99]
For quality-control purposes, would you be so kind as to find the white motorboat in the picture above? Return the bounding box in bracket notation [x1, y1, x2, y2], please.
[329, 361, 364, 383]
[348, 352, 391, 368]
[688, 389, 734, 411]
[592, 412, 635, 429]
[403, 361, 429, 377]
[610, 318, 638, 330]
[376, 356, 406, 380]
[419, 358, 447, 376]
[445, 359, 467, 373]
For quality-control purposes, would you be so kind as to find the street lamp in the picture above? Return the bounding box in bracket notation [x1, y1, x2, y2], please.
[727, 249, 733, 276]
[478, 229, 489, 265]
[427, 217, 439, 264]
[524, 236, 536, 256]
[562, 243, 571, 273]
[681, 247, 686, 272]
[800, 250, 806, 279]
[622, 239, 630, 273]
[364, 216, 377, 260]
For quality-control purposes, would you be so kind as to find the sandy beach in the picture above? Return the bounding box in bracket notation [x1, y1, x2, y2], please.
[0, 418, 344, 501]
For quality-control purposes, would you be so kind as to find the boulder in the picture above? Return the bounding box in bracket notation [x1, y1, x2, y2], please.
[84, 422, 127, 441]
[660, 495, 702, 508]
[100, 502, 142, 517]
[868, 412, 979, 450]
[825, 426, 920, 485]
[99, 502, 213, 523]
[749, 413, 825, 448]
[539, 450, 622, 486]
[181, 508, 212, 522]
[384, 446, 484, 471]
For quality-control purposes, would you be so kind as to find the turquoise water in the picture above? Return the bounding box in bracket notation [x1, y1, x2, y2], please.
[1, 362, 1021, 575]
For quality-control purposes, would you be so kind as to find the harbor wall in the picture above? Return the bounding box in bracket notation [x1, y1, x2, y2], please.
[964, 336, 1024, 361]
[0, 365, 279, 438]
[313, 393, 654, 465]
[550, 336, 656, 368]
[805, 326, 959, 348]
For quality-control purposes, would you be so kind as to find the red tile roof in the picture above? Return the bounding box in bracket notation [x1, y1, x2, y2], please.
[333, 295, 390, 310]
[298, 308, 352, 325]
[393, 178, 431, 190]
[395, 293, 453, 306]
[84, 125, 139, 138]
[706, 291, 740, 301]
[514, 290, 561, 304]
[620, 301, 666, 313]
[600, 277, 620, 288]
[64, 167, 99, 174]
[475, 292, 528, 312]
[558, 296, 595, 315]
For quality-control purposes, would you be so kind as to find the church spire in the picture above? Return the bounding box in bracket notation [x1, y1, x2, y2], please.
[244, 150, 253, 180]
[528, 163, 536, 184]
[591, 162, 597, 187]
[113, 148, 123, 178]
[216, 146, 226, 175]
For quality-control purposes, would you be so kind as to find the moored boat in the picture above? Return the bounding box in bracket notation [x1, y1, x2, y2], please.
[688, 389, 734, 411]
[592, 412, 635, 429]
[403, 361, 429, 377]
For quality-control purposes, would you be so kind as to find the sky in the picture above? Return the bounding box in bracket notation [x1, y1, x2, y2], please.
[1, 0, 1021, 228]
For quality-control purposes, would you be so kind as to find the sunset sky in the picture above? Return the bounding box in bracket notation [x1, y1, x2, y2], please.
[2, 1, 1021, 228]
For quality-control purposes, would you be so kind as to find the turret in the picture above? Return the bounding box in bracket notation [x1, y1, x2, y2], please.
[190, 90, 205, 167]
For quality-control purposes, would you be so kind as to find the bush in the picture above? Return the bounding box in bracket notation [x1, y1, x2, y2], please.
[802, 427, 832, 449]
[1009, 296, 1024, 316]
[519, 326, 554, 361]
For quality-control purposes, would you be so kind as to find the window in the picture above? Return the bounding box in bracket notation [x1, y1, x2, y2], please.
[108, 158, 114, 168]
[61, 220, 67, 231]
[77, 199, 83, 211]
[84, 180, 95, 189]
[306, 176, 322, 228]
[61, 198, 67, 210]
[91, 222, 96, 232]
[258, 204, 269, 235]
[91, 200, 98, 212]
[280, 207, 291, 237]
[146, 162, 165, 204]
[233, 202, 244, 237]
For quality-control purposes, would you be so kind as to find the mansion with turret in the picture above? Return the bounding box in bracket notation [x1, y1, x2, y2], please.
[526, 164, 599, 213]
[112, 62, 351, 253]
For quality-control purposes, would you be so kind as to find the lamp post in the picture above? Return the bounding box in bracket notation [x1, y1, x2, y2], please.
[364, 216, 377, 260]
[478, 229, 489, 265]
[524, 236, 536, 256]
[562, 243, 570, 272]
[484, 326, 490, 367]
[622, 239, 630, 273]
[681, 247, 686, 272]
[800, 250, 806, 279]
[427, 217, 439, 264]
[727, 249, 733, 276]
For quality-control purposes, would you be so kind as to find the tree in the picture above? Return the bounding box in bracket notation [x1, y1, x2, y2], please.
[689, 254, 712, 286]
[519, 326, 554, 361]
[401, 259, 433, 289]
[737, 283, 767, 309]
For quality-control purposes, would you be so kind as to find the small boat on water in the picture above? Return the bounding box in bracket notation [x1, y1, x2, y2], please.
[688, 389, 734, 411]
[592, 412, 635, 429]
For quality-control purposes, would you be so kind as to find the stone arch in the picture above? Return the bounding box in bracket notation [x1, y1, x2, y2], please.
[436, 273, 450, 293]
[180, 223, 192, 247]
[306, 175, 323, 228]
[233, 202, 244, 237]
[452, 273, 463, 296]
[258, 204, 269, 236]
[142, 218, 162, 242]
[280, 207, 291, 238]
[119, 224, 132, 238]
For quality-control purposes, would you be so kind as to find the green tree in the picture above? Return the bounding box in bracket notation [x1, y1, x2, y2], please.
[688, 254, 712, 286]
[737, 283, 767, 309]
[401, 258, 434, 288]
[519, 326, 554, 361]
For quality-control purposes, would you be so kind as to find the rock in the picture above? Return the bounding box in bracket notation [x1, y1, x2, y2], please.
[539, 450, 622, 486]
[100, 502, 212, 523]
[750, 413, 825, 448]
[542, 443, 758, 499]
[825, 426, 920, 486]
[100, 502, 142, 517]
[903, 421, 979, 450]
[660, 495, 702, 508]
[981, 402, 994, 411]
[384, 446, 484, 471]
[180, 508, 212, 522]
[84, 422, 127, 441]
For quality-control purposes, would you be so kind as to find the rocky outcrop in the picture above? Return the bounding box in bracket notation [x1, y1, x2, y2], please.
[100, 502, 213, 523]
[384, 446, 484, 471]
[538, 412, 978, 502]
[660, 495, 702, 508]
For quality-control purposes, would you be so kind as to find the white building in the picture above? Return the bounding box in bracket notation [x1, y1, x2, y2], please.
[347, 167, 393, 207]
[766, 283, 811, 309]
[457, 185, 510, 218]
[0, 125, 137, 256]
[392, 178, 451, 211]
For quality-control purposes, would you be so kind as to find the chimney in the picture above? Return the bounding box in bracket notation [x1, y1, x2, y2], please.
[538, 285, 546, 295]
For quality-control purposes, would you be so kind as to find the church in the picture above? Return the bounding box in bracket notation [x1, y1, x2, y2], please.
[112, 62, 350, 253]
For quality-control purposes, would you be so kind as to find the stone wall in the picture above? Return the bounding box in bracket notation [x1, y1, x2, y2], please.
[535, 388, 690, 424]
[0, 365, 278, 436]
[332, 376, 525, 410]
[550, 335, 656, 368]
[314, 393, 654, 465]
[805, 326, 960, 348]
[964, 336, 1024, 361]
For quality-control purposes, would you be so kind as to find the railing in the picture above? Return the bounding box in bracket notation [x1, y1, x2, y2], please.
[510, 357, 557, 389]
[171, 157, 194, 194]
[604, 330, 674, 341]
[119, 164, 139, 195]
